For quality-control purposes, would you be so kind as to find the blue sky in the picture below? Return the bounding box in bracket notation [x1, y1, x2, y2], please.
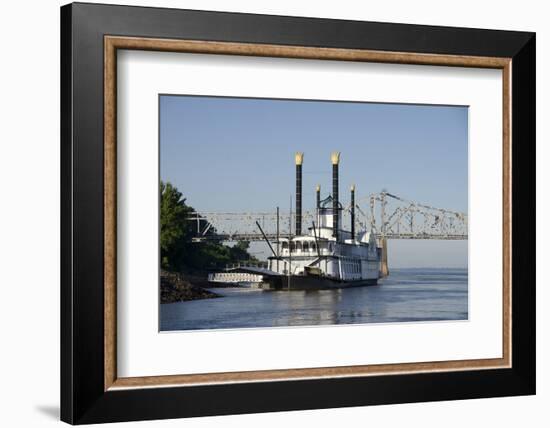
[160, 95, 468, 268]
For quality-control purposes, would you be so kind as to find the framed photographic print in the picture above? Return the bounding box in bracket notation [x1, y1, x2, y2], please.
[60, 2, 535, 424]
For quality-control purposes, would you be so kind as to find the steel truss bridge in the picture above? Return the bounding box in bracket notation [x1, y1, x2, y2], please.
[188, 192, 467, 242]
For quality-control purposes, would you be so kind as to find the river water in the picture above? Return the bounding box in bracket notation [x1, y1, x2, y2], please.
[160, 268, 468, 331]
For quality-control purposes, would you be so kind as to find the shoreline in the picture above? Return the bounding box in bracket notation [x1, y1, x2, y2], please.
[160, 270, 220, 303]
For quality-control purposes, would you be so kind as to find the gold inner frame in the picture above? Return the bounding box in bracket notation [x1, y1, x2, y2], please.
[104, 35, 512, 391]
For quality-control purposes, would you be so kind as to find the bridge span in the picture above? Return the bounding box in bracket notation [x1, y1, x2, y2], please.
[187, 192, 467, 242]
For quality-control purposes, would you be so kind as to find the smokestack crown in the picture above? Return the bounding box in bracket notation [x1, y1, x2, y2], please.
[331, 152, 340, 165]
[295, 152, 304, 165]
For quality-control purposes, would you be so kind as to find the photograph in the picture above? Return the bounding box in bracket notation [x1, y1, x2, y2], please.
[159, 95, 469, 331]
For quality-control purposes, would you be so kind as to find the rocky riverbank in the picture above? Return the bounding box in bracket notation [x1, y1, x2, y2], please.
[160, 270, 220, 303]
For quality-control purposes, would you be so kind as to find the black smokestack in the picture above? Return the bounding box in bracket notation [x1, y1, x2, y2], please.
[295, 152, 303, 236]
[351, 184, 355, 241]
[316, 184, 321, 209]
[331, 152, 340, 240]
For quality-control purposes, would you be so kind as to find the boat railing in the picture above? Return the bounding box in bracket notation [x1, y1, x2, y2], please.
[225, 261, 269, 270]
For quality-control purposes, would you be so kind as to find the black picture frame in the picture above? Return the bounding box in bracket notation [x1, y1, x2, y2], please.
[61, 2, 535, 424]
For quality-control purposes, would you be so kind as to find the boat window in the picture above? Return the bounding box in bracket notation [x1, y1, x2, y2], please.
[311, 243, 316, 252]
[290, 242, 296, 252]
[281, 242, 288, 250]
[303, 242, 309, 251]
[329, 243, 333, 252]
[295, 241, 302, 251]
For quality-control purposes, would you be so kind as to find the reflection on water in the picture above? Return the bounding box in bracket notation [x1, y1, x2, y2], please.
[160, 268, 468, 331]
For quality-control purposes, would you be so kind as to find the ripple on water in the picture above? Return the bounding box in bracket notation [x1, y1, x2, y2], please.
[160, 268, 468, 331]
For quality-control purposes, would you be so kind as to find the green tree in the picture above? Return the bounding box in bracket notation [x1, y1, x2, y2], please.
[160, 181, 257, 272]
[230, 241, 253, 261]
[160, 181, 194, 269]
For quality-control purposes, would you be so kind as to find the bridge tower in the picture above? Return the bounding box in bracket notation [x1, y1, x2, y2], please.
[379, 192, 389, 277]
[379, 237, 389, 278]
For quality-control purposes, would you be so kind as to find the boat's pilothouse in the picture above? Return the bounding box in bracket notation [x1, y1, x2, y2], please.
[262, 152, 383, 290]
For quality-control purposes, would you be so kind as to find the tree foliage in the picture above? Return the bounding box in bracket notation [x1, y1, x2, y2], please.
[160, 181, 255, 272]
